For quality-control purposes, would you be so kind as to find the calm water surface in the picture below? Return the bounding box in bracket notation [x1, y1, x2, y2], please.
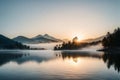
[0, 49, 120, 80]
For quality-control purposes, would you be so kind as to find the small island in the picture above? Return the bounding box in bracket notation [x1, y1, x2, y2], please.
[54, 27, 120, 52]
[54, 36, 101, 50]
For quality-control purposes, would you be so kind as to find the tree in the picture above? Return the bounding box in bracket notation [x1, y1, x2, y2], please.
[72, 37, 78, 43]
[102, 27, 120, 48]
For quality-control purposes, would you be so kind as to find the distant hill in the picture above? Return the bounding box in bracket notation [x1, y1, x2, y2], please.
[13, 34, 62, 44]
[43, 34, 62, 42]
[32, 34, 62, 43]
[13, 36, 34, 43]
[81, 35, 105, 43]
[0, 34, 29, 49]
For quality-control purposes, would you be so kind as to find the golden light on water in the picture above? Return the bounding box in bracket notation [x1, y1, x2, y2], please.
[66, 57, 82, 66]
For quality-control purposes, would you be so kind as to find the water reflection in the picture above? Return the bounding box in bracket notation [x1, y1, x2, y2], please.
[0, 50, 55, 66]
[0, 53, 25, 66]
[0, 50, 120, 74]
[60, 51, 103, 59]
[103, 51, 120, 73]
[56, 51, 120, 73]
[55, 51, 103, 67]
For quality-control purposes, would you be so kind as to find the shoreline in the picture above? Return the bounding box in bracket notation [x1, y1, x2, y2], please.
[0, 48, 46, 50]
[97, 47, 120, 52]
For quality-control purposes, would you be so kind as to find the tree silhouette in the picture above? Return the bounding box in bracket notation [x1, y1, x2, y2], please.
[54, 37, 101, 50]
[102, 27, 120, 48]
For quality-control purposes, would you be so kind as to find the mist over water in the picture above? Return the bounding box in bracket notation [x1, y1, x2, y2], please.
[0, 43, 119, 80]
[24, 42, 62, 50]
[0, 0, 120, 79]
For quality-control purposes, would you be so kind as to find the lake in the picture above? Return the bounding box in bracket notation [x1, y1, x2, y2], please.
[0, 43, 120, 80]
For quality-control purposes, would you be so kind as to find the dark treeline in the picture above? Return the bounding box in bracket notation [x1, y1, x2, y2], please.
[3, 42, 30, 49]
[102, 28, 120, 48]
[1, 42, 45, 50]
[54, 37, 101, 50]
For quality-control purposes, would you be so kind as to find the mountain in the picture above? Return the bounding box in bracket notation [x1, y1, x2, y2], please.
[81, 35, 105, 43]
[32, 34, 62, 43]
[13, 36, 34, 43]
[0, 34, 29, 49]
[0, 34, 16, 46]
[43, 34, 62, 42]
[13, 34, 62, 44]
[33, 34, 43, 38]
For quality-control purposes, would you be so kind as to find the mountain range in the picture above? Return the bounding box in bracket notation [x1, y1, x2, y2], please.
[0, 34, 105, 49]
[13, 34, 62, 44]
[0, 34, 29, 49]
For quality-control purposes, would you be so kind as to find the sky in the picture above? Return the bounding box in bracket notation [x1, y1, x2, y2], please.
[0, 0, 120, 40]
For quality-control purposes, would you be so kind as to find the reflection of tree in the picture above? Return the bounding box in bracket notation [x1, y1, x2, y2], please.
[102, 52, 120, 73]
[55, 51, 102, 60]
[56, 51, 120, 73]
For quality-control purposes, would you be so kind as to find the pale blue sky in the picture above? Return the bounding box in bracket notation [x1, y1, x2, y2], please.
[0, 0, 120, 40]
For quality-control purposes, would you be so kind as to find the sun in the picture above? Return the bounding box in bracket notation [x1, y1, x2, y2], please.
[77, 35, 84, 41]
[74, 35, 84, 42]
[71, 32, 84, 42]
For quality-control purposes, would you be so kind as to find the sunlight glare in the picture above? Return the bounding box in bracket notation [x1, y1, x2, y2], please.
[77, 35, 84, 42]
[66, 58, 82, 66]
[71, 32, 84, 42]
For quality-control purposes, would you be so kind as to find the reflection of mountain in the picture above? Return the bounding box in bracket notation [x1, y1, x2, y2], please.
[14, 55, 52, 64]
[0, 53, 24, 66]
[0, 52, 54, 66]
[13, 34, 62, 43]
[102, 52, 120, 73]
